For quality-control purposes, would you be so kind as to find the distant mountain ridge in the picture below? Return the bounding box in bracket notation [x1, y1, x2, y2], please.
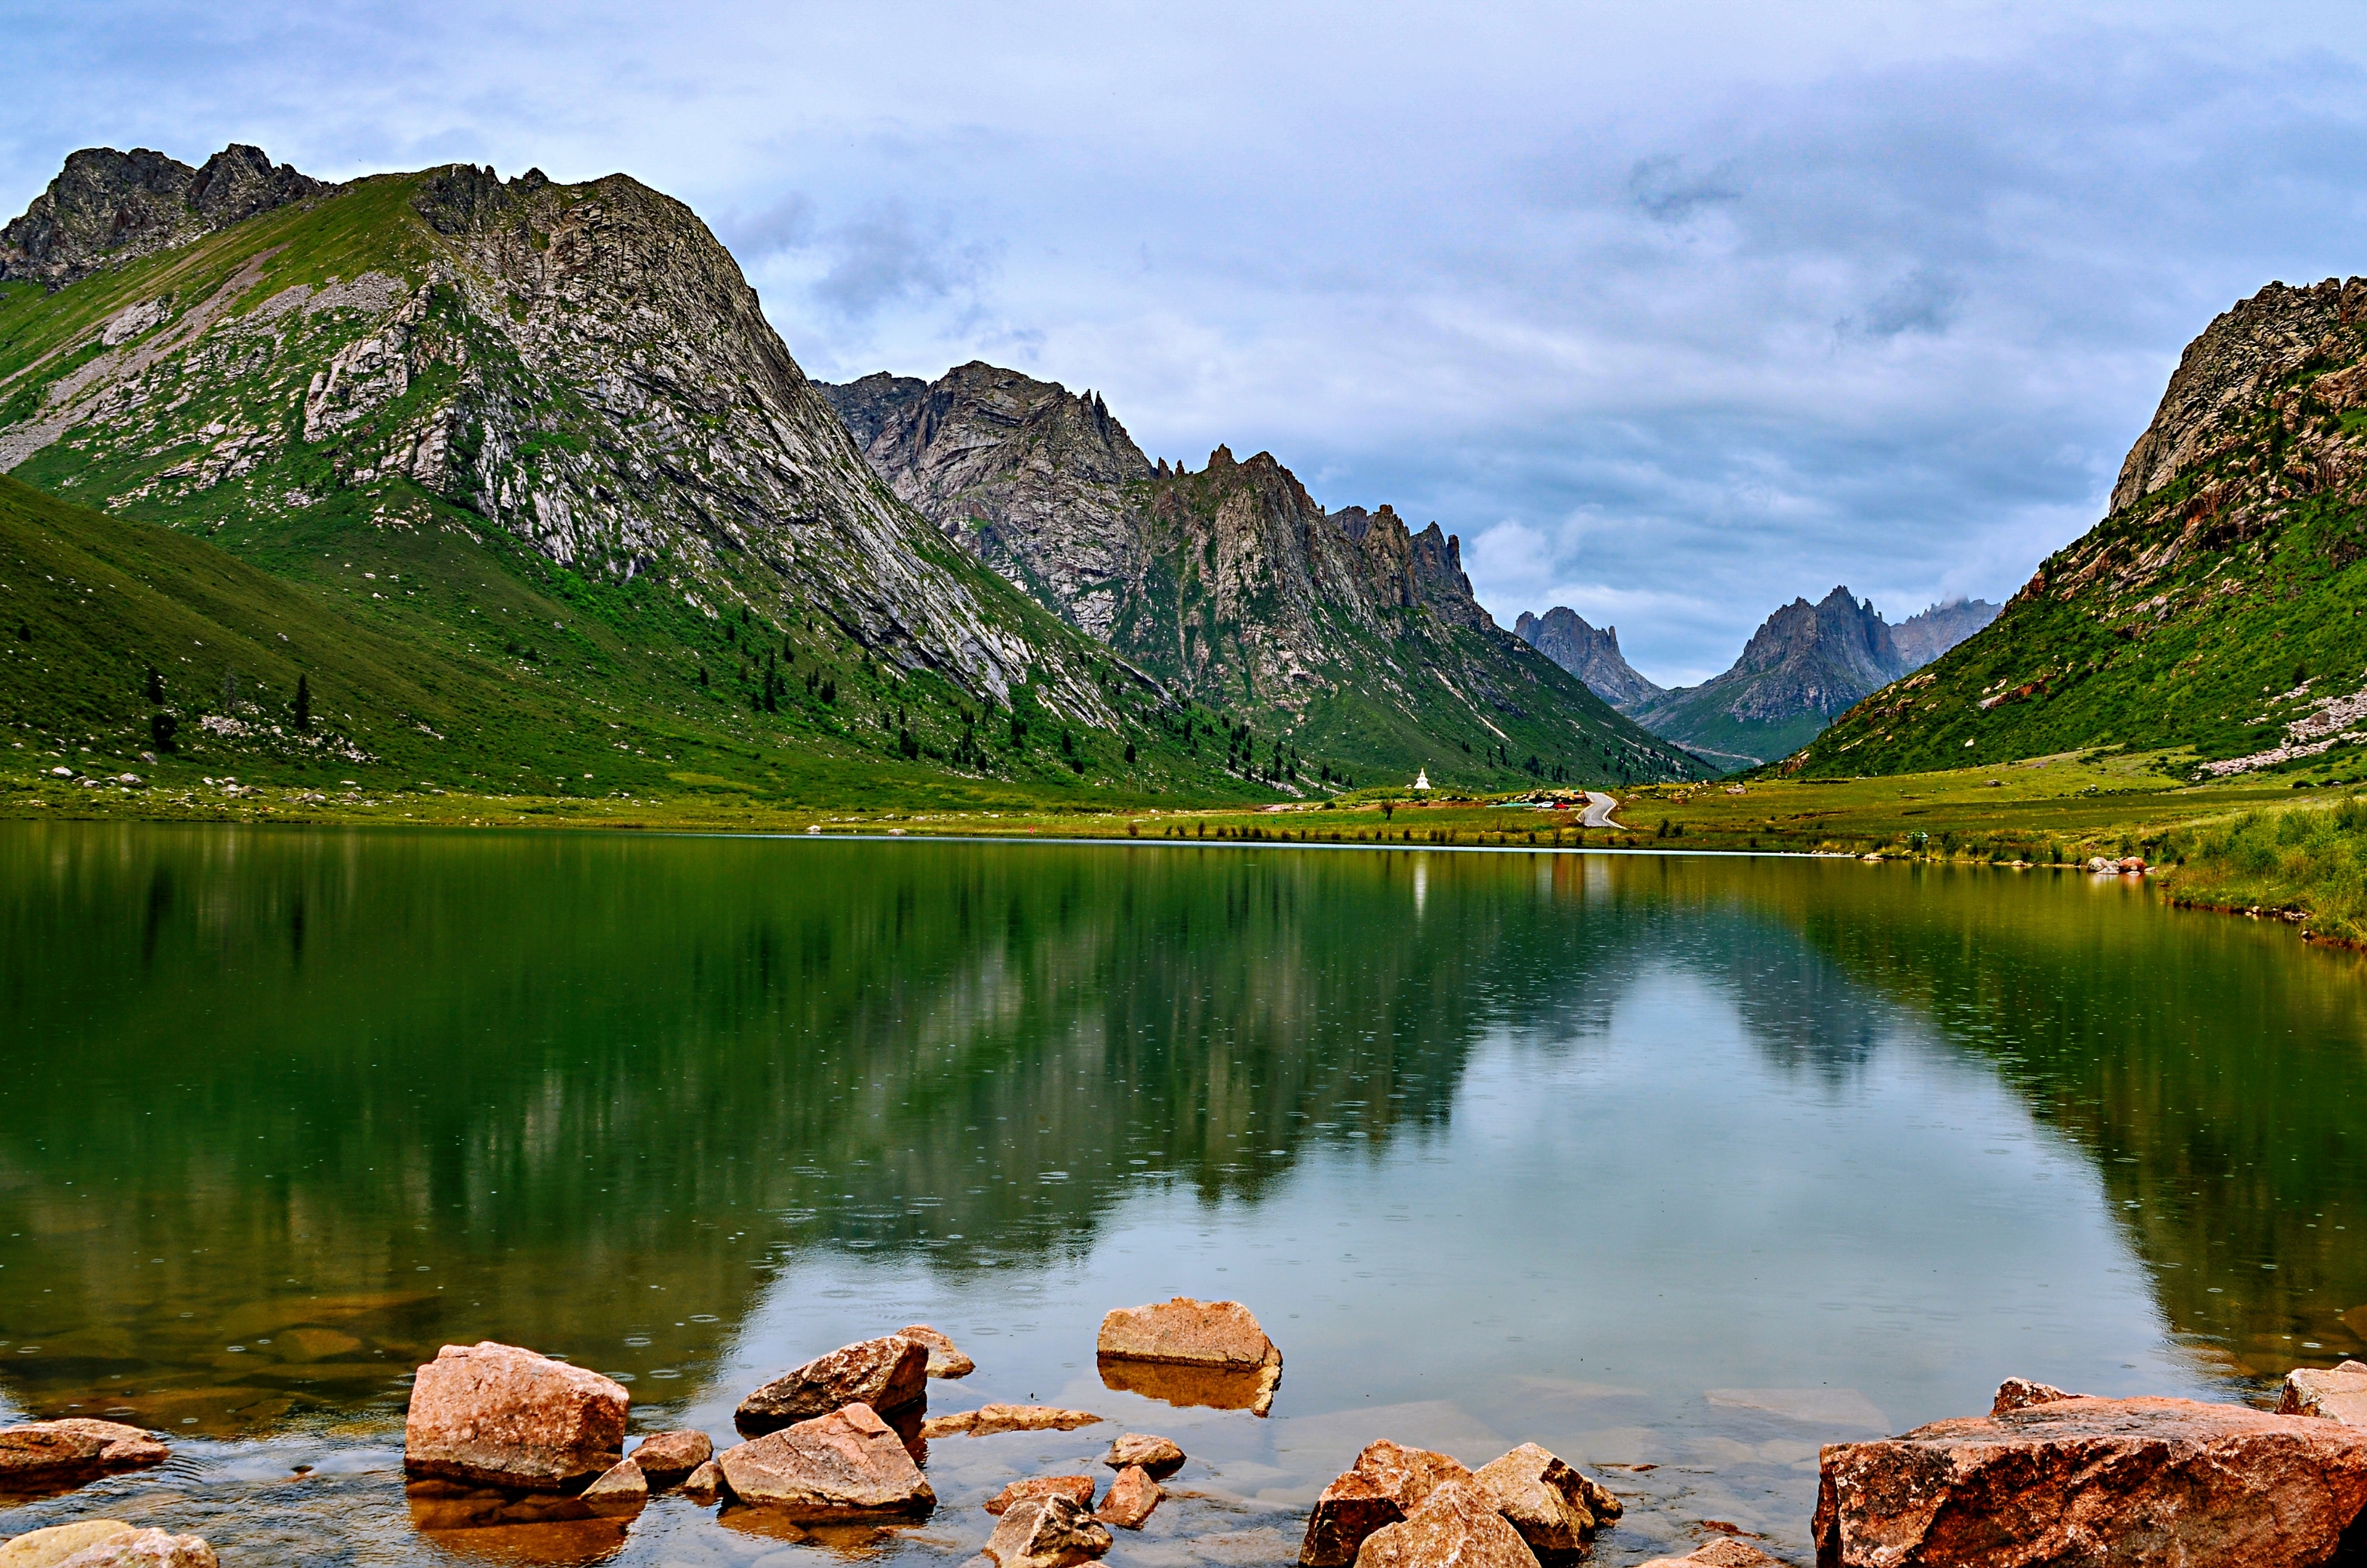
[819, 362, 1703, 788]
[1891, 597, 2003, 669]
[1512, 608, 1665, 710]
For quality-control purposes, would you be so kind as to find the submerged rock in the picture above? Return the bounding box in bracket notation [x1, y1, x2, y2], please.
[1301, 1440, 1476, 1567]
[714, 1402, 935, 1520]
[1814, 1394, 2367, 1567]
[1098, 1464, 1163, 1529]
[1634, 1543, 1779, 1568]
[1096, 1297, 1282, 1416]
[922, 1405, 1102, 1439]
[402, 1341, 628, 1493]
[628, 1429, 714, 1485]
[580, 1455, 649, 1514]
[1989, 1377, 2079, 1414]
[1472, 1442, 1620, 1554]
[680, 1458, 725, 1504]
[2281, 1361, 2367, 1425]
[986, 1476, 1098, 1515]
[1354, 1479, 1540, 1568]
[43, 1530, 216, 1568]
[1102, 1433, 1184, 1476]
[897, 1323, 976, 1378]
[736, 1335, 929, 1435]
[0, 1421, 168, 1485]
[0, 1521, 137, 1568]
[983, 1495, 1114, 1568]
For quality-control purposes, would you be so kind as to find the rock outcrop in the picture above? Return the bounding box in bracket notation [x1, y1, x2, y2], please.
[896, 1323, 975, 1378]
[1813, 1393, 2367, 1567]
[1470, 1443, 1621, 1554]
[1300, 1440, 1478, 1567]
[1096, 1297, 1282, 1416]
[820, 364, 1701, 788]
[0, 145, 326, 287]
[1353, 1479, 1541, 1568]
[2282, 1361, 2367, 1425]
[984, 1494, 1114, 1568]
[0, 1420, 168, 1484]
[1514, 608, 1665, 711]
[401, 1340, 628, 1492]
[987, 1476, 1099, 1515]
[1098, 1464, 1163, 1529]
[736, 1334, 929, 1434]
[714, 1402, 936, 1520]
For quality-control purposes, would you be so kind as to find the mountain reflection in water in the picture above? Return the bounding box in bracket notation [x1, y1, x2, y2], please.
[0, 822, 2361, 1462]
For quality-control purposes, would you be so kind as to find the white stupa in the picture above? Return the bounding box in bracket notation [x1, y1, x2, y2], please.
[1412, 768, 1431, 791]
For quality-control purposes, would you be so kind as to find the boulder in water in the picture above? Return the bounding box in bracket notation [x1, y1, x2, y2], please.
[987, 1475, 1097, 1515]
[1098, 1464, 1163, 1529]
[1096, 1297, 1281, 1416]
[1300, 1440, 1475, 1567]
[1814, 1393, 2367, 1566]
[0, 1421, 168, 1485]
[2281, 1361, 2367, 1425]
[580, 1455, 648, 1514]
[983, 1495, 1113, 1568]
[923, 1405, 1102, 1438]
[897, 1323, 976, 1378]
[402, 1341, 627, 1493]
[714, 1402, 935, 1520]
[37, 1529, 216, 1567]
[627, 1429, 713, 1485]
[1353, 1479, 1539, 1568]
[0, 1521, 138, 1567]
[1471, 1442, 1620, 1553]
[1102, 1432, 1184, 1475]
[736, 1335, 928, 1435]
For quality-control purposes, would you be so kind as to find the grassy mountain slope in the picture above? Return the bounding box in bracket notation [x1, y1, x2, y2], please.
[0, 156, 1305, 805]
[1796, 277, 2367, 782]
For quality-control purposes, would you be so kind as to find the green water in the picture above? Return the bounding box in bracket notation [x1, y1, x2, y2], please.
[2, 824, 2364, 1564]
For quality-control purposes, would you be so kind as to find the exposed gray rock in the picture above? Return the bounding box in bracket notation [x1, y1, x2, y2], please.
[1890, 598, 2000, 671]
[1514, 608, 1664, 711]
[1, 145, 325, 287]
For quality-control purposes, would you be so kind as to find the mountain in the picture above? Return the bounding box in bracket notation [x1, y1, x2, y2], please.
[0, 147, 1266, 801]
[1512, 607, 1665, 709]
[1626, 586, 1904, 769]
[1891, 597, 2002, 670]
[1795, 277, 2367, 781]
[818, 362, 1703, 788]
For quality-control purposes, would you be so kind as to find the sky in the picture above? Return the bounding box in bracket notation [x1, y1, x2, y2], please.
[9, 3, 2367, 683]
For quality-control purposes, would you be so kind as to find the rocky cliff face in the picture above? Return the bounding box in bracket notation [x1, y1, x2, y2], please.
[1798, 277, 2367, 779]
[1890, 597, 2001, 671]
[0, 156, 1130, 726]
[1512, 607, 1665, 710]
[1, 145, 327, 287]
[1627, 587, 1906, 769]
[821, 364, 1701, 785]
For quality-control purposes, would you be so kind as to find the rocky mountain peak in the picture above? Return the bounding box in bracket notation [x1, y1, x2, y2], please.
[1736, 585, 1899, 686]
[1, 144, 328, 286]
[1514, 607, 1666, 711]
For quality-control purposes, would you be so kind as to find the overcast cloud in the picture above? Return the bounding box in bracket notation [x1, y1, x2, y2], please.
[7, 1, 2364, 682]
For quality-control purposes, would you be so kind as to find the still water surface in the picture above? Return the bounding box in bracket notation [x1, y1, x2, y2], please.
[3, 825, 2365, 1564]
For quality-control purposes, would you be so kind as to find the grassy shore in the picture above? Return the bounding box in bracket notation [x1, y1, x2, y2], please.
[11, 741, 2366, 939]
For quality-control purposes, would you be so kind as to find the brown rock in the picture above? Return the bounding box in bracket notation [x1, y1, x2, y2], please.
[1098, 1463, 1162, 1529]
[1096, 1297, 1282, 1416]
[0, 1522, 137, 1568]
[629, 1429, 714, 1484]
[1103, 1432, 1184, 1475]
[402, 1341, 628, 1493]
[0, 1421, 169, 1483]
[983, 1495, 1114, 1568]
[1990, 1376, 2080, 1415]
[680, 1457, 725, 1504]
[1471, 1442, 1620, 1553]
[921, 1405, 1102, 1439]
[1096, 1356, 1278, 1415]
[714, 1402, 935, 1520]
[45, 1531, 216, 1568]
[897, 1323, 976, 1378]
[581, 1455, 649, 1514]
[1301, 1440, 1477, 1567]
[1354, 1479, 1541, 1568]
[736, 1335, 928, 1435]
[987, 1475, 1099, 1515]
[2281, 1361, 2367, 1426]
[1635, 1543, 1779, 1568]
[1814, 1394, 2367, 1567]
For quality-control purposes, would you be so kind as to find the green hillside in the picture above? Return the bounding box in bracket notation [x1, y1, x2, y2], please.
[1796, 277, 2367, 785]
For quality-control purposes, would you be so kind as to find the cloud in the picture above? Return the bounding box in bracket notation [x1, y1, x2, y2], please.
[1628, 153, 1742, 223]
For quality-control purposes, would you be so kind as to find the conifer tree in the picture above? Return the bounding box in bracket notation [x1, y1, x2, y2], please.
[294, 674, 312, 731]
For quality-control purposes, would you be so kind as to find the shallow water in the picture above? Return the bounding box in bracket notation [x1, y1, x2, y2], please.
[4, 824, 2365, 1564]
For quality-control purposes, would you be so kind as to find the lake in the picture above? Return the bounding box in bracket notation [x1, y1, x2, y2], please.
[2, 823, 2363, 1564]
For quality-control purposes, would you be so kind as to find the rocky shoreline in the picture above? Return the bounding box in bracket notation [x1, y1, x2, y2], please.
[9, 1304, 2367, 1566]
